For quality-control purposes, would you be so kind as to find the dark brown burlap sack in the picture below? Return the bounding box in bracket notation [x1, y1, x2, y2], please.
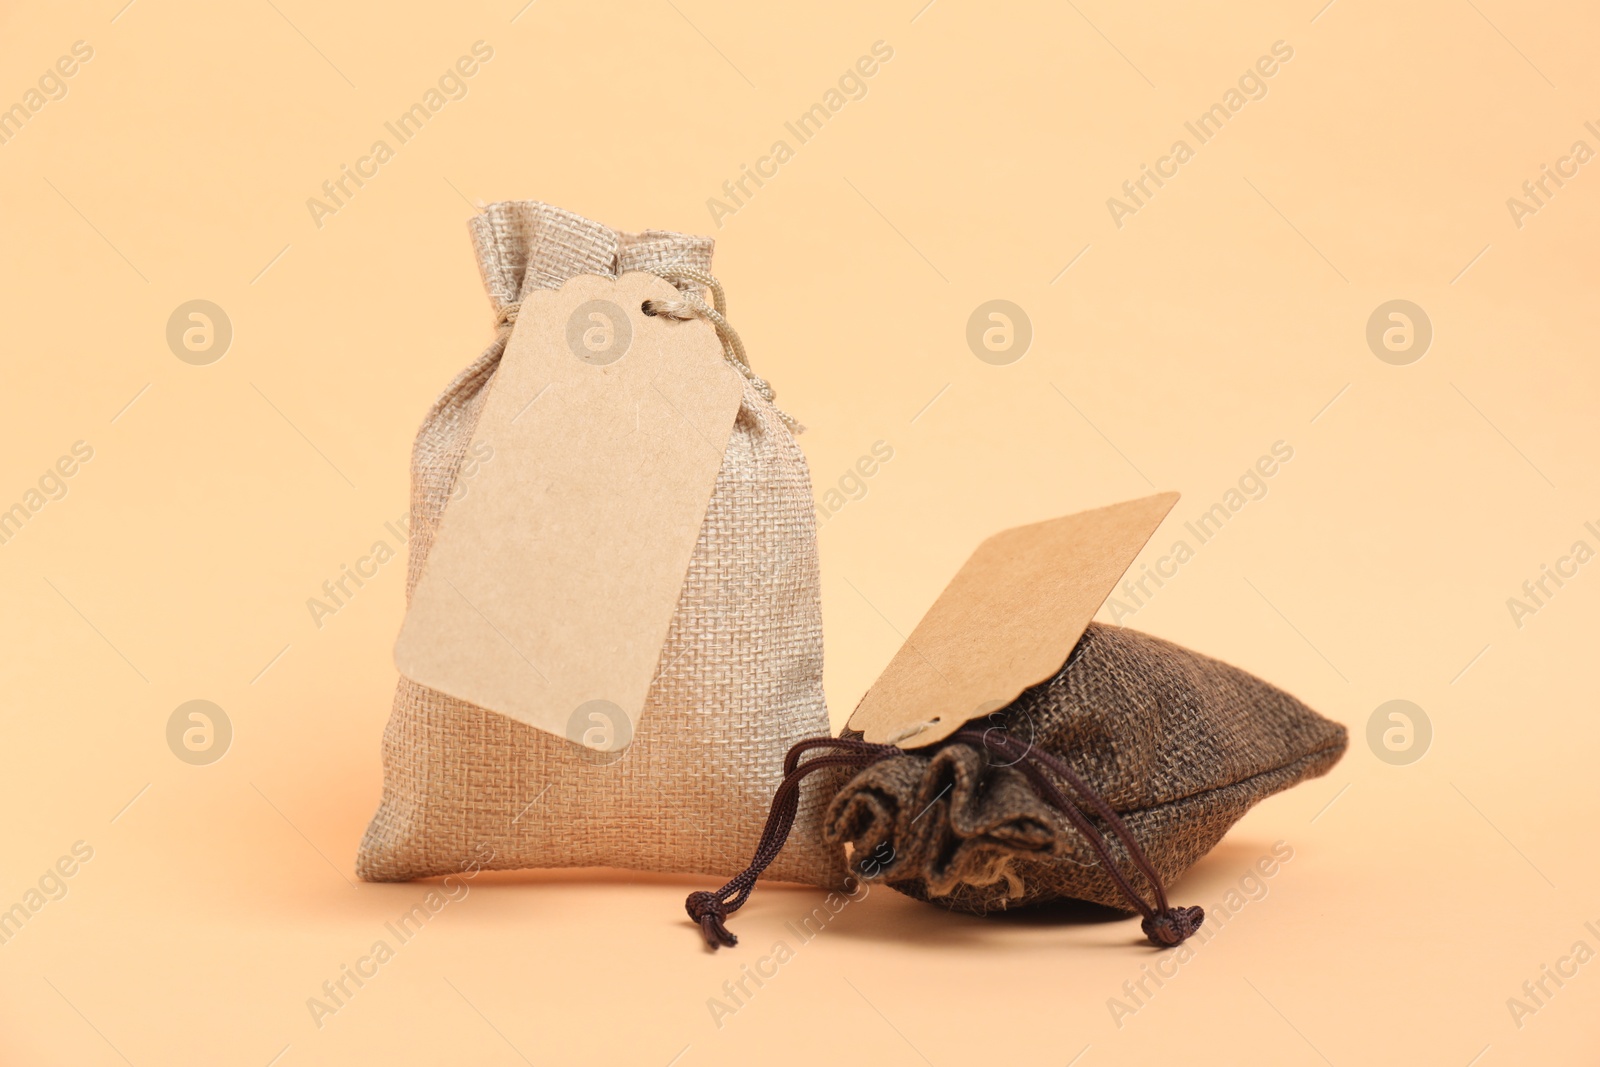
[825, 622, 1346, 915]
[684, 621, 1345, 948]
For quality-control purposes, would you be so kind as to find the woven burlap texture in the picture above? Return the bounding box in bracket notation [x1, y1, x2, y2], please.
[826, 623, 1347, 912]
[357, 201, 843, 886]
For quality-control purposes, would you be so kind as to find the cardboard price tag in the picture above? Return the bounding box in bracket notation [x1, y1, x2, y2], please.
[394, 272, 743, 750]
[846, 492, 1179, 747]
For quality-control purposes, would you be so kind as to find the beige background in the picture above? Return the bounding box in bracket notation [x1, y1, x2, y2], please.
[2, 0, 1596, 1063]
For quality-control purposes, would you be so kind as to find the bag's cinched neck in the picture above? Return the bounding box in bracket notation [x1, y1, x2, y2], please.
[493, 264, 800, 434]
[469, 200, 714, 320]
[473, 204, 799, 432]
[684, 730, 1204, 950]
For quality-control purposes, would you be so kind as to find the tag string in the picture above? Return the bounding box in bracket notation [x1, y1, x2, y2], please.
[638, 266, 748, 371]
[684, 731, 1204, 950]
[493, 266, 801, 433]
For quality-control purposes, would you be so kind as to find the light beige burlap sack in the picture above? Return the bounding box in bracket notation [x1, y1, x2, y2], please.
[358, 201, 843, 886]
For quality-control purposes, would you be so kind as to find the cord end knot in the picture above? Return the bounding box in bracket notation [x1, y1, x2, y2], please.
[686, 891, 738, 950]
[1141, 905, 1205, 947]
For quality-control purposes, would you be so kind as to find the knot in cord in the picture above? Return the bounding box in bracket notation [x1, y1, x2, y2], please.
[686, 891, 738, 949]
[681, 738, 901, 951]
[1141, 905, 1206, 947]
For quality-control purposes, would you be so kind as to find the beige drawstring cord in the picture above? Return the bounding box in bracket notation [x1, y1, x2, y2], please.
[638, 266, 746, 365]
[493, 266, 800, 432]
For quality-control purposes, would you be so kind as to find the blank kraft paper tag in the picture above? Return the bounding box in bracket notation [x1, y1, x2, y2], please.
[394, 272, 744, 751]
[847, 492, 1179, 748]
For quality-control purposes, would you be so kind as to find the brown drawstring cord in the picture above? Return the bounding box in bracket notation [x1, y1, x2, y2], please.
[949, 729, 1204, 947]
[685, 738, 900, 948]
[685, 732, 1203, 950]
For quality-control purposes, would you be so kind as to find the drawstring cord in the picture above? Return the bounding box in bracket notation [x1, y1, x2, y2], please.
[492, 266, 801, 432]
[638, 266, 748, 373]
[949, 729, 1204, 947]
[685, 733, 1204, 950]
[686, 738, 899, 948]
[639, 265, 800, 433]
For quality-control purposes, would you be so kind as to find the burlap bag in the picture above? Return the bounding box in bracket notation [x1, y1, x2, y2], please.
[358, 201, 843, 886]
[686, 622, 1345, 947]
[823, 623, 1346, 916]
